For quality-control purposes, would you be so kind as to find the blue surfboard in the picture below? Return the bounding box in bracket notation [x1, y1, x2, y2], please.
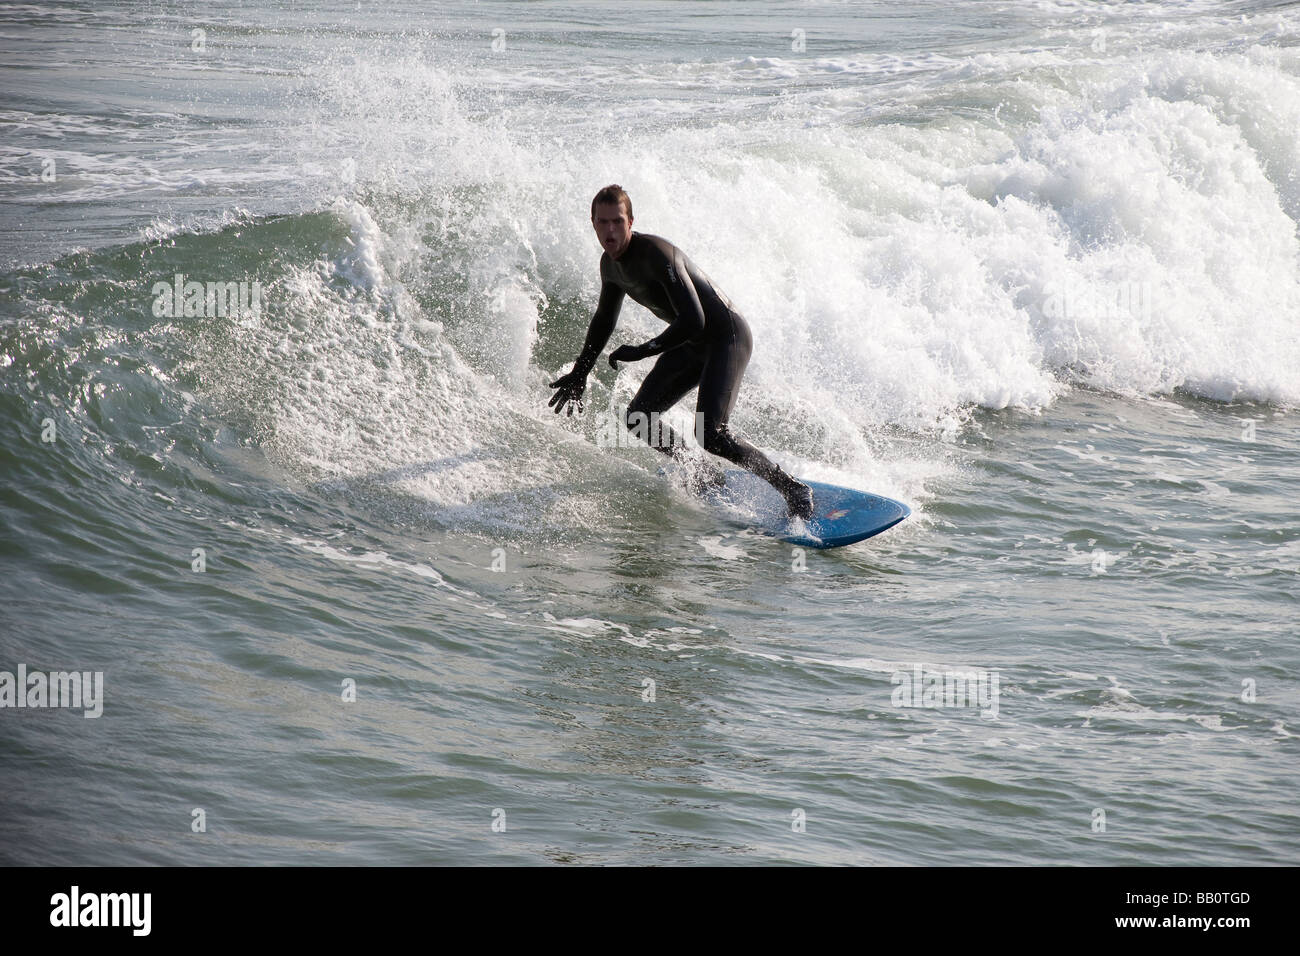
[706, 470, 911, 549]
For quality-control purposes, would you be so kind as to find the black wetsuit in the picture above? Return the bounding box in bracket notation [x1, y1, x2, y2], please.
[553, 231, 812, 517]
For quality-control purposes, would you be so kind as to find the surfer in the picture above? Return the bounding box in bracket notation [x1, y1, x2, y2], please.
[548, 184, 814, 520]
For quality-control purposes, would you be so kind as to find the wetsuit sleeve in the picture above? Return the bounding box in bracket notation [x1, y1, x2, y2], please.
[643, 242, 706, 355]
[573, 267, 624, 376]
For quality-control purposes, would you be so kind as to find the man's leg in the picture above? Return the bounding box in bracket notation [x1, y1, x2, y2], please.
[625, 347, 708, 462]
[695, 314, 814, 519]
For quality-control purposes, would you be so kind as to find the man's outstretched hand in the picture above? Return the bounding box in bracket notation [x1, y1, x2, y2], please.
[609, 342, 656, 369]
[548, 369, 587, 415]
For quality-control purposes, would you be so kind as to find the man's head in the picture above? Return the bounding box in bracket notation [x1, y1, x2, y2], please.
[591, 184, 633, 259]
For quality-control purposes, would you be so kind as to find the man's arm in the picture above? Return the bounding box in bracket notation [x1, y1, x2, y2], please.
[640, 242, 706, 356]
[607, 242, 708, 369]
[572, 279, 625, 375]
[548, 269, 625, 414]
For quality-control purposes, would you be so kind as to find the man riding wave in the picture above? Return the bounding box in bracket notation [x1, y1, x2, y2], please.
[548, 184, 814, 520]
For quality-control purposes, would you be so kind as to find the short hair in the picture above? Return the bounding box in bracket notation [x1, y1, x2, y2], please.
[591, 184, 632, 221]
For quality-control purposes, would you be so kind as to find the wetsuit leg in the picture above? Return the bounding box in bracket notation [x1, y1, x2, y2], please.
[696, 312, 813, 516]
[625, 346, 706, 458]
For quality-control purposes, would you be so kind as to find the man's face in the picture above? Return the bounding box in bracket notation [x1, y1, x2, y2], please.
[592, 201, 633, 259]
